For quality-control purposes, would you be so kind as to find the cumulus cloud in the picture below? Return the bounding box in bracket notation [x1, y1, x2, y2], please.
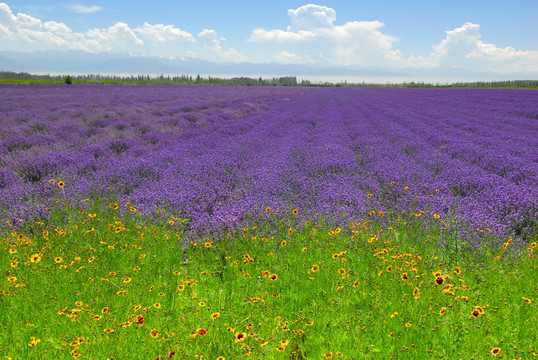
[198, 28, 247, 63]
[134, 22, 195, 43]
[0, 3, 143, 52]
[249, 4, 403, 68]
[402, 22, 538, 73]
[65, 4, 103, 14]
[249, 4, 538, 74]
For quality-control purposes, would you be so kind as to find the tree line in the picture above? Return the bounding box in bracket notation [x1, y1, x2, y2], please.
[0, 71, 536, 88]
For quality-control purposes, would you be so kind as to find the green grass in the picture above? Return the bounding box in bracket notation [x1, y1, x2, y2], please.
[1, 196, 536, 359]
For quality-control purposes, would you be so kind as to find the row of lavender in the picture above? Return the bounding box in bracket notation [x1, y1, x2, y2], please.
[0, 85, 536, 246]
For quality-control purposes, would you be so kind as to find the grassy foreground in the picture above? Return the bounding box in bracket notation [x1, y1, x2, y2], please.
[1, 191, 536, 359]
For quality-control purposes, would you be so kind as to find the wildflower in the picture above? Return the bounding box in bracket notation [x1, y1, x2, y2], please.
[130, 207, 137, 212]
[150, 329, 159, 338]
[30, 253, 41, 263]
[353, 280, 360, 287]
[28, 337, 41, 347]
[401, 273, 409, 281]
[391, 312, 398, 318]
[270, 274, 278, 281]
[324, 352, 333, 358]
[311, 264, 320, 272]
[204, 241, 212, 248]
[491, 348, 501, 356]
[211, 312, 220, 319]
[235, 332, 247, 343]
[405, 323, 412, 328]
[292, 209, 298, 215]
[522, 297, 532, 304]
[471, 309, 481, 318]
[10, 260, 18, 268]
[57, 181, 65, 188]
[265, 207, 271, 213]
[281, 240, 287, 247]
[454, 267, 461, 275]
[154, 303, 161, 308]
[435, 276, 445, 286]
[338, 268, 346, 275]
[305, 321, 314, 326]
[197, 328, 208, 336]
[110, 203, 119, 210]
[439, 307, 447, 316]
[49, 179, 55, 184]
[8, 248, 17, 254]
[332, 253, 339, 259]
[199, 301, 206, 307]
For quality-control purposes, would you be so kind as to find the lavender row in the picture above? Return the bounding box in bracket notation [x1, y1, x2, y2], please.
[0, 85, 536, 245]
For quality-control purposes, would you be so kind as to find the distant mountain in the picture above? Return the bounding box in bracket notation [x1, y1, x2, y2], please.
[0, 50, 534, 81]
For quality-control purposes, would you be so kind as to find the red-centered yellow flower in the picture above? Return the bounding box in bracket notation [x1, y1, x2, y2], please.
[332, 253, 339, 259]
[204, 241, 212, 248]
[454, 267, 461, 275]
[522, 297, 532, 304]
[491, 347, 501, 356]
[338, 268, 346, 275]
[270, 274, 278, 281]
[439, 307, 447, 316]
[281, 240, 287, 247]
[311, 264, 320, 272]
[211, 312, 220, 319]
[305, 321, 314, 326]
[401, 273, 409, 281]
[265, 207, 271, 213]
[197, 328, 208, 336]
[435, 276, 445, 286]
[292, 209, 298, 215]
[130, 207, 136, 212]
[28, 337, 41, 347]
[49, 179, 55, 184]
[405, 323, 412, 328]
[177, 284, 185, 291]
[88, 213, 96, 218]
[235, 332, 247, 343]
[110, 203, 119, 210]
[324, 352, 333, 359]
[57, 181, 65, 188]
[353, 280, 360, 287]
[154, 303, 161, 308]
[10, 260, 18, 268]
[30, 253, 41, 263]
[9, 248, 17, 254]
[123, 277, 131, 283]
[150, 329, 159, 338]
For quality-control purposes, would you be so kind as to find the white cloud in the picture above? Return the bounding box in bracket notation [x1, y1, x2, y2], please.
[248, 5, 538, 74]
[0, 3, 145, 52]
[248, 4, 404, 68]
[86, 22, 143, 46]
[402, 22, 538, 73]
[134, 22, 195, 43]
[198, 28, 247, 63]
[287, 4, 336, 31]
[65, 4, 103, 14]
[273, 50, 306, 64]
[249, 28, 315, 42]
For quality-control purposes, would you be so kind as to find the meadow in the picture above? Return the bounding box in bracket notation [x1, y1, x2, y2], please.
[0, 85, 536, 359]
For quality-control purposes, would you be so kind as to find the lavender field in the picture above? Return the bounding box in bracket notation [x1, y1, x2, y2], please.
[0, 85, 536, 248]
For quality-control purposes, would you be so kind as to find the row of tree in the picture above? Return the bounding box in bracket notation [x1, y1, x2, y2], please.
[0, 71, 536, 88]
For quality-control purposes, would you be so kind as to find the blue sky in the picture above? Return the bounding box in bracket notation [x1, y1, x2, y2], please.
[1, 1, 537, 75]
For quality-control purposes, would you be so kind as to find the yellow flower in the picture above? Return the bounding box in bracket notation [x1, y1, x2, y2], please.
[30, 253, 41, 263]
[57, 181, 65, 188]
